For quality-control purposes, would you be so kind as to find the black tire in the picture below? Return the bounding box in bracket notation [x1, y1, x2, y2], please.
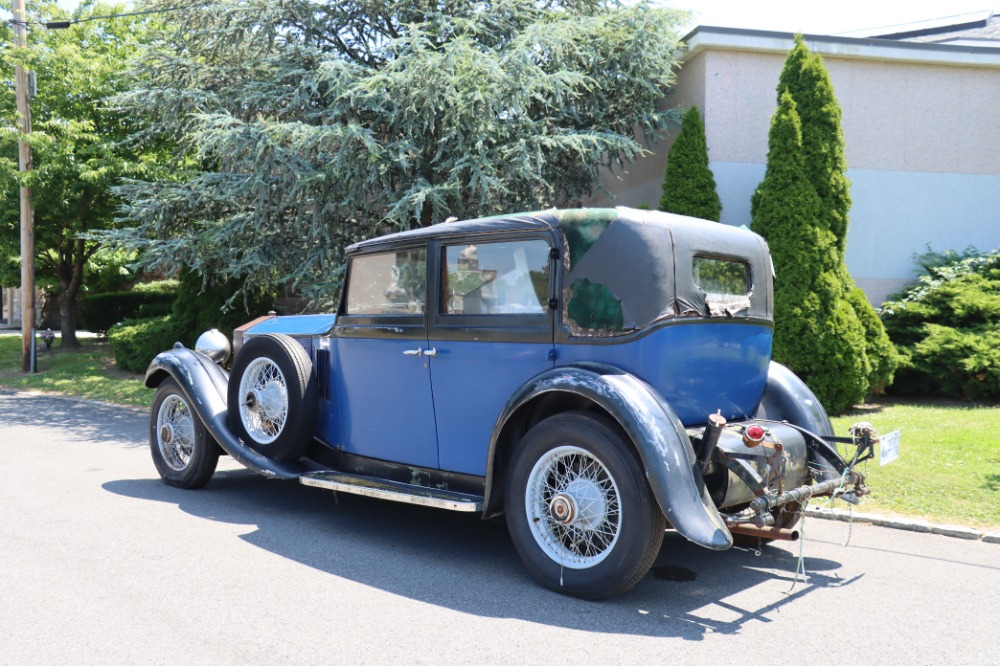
[150, 378, 220, 489]
[505, 411, 666, 600]
[227, 333, 317, 462]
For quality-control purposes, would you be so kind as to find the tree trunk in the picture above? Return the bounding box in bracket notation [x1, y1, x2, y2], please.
[57, 238, 88, 348]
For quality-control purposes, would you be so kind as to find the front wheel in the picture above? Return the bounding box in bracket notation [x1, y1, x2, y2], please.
[150, 378, 219, 489]
[505, 412, 666, 600]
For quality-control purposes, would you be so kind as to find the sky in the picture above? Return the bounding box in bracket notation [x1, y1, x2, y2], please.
[671, 0, 996, 36]
[48, 0, 996, 37]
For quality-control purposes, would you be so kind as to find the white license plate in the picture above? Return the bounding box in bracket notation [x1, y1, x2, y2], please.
[879, 430, 901, 466]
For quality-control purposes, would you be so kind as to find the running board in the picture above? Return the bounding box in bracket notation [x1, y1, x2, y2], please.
[299, 471, 484, 512]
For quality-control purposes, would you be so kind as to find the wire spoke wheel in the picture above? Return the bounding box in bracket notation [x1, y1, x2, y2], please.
[149, 378, 219, 489]
[526, 445, 622, 568]
[238, 358, 289, 445]
[227, 334, 318, 462]
[156, 394, 195, 472]
[506, 412, 665, 599]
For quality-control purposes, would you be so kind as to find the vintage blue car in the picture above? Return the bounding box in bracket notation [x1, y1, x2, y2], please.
[145, 207, 878, 599]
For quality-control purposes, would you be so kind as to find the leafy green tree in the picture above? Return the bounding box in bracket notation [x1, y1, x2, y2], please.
[97, 0, 690, 308]
[777, 34, 897, 391]
[659, 106, 721, 221]
[752, 91, 870, 414]
[0, 1, 162, 346]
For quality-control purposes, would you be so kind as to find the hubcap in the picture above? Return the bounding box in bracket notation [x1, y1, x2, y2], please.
[549, 494, 576, 525]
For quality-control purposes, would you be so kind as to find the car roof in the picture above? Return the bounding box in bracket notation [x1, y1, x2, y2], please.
[347, 211, 561, 252]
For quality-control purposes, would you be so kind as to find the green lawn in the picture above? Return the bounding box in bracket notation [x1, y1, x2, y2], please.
[0, 335, 149, 408]
[1, 334, 997, 529]
[830, 401, 1000, 529]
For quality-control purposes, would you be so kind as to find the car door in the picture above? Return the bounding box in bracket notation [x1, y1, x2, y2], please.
[332, 244, 439, 468]
[428, 234, 557, 476]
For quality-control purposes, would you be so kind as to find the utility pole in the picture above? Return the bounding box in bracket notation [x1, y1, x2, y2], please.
[13, 0, 36, 373]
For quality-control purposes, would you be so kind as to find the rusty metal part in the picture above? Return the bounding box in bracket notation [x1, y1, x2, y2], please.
[549, 493, 576, 525]
[749, 471, 867, 514]
[727, 524, 800, 542]
[698, 411, 727, 473]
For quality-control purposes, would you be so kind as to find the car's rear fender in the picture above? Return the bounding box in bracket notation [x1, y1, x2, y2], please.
[752, 361, 845, 480]
[486, 363, 733, 551]
[145, 345, 303, 479]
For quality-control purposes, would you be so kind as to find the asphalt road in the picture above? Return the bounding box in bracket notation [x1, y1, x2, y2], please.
[1, 390, 997, 665]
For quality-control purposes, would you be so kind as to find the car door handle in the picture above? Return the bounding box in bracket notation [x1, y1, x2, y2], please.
[403, 348, 423, 356]
[422, 348, 438, 357]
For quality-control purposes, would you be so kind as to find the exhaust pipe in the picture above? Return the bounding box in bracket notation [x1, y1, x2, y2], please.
[727, 524, 800, 542]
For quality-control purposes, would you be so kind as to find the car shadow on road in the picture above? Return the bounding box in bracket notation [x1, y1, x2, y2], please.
[104, 469, 858, 639]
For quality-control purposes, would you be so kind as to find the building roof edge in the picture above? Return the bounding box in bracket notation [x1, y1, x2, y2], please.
[680, 25, 1000, 68]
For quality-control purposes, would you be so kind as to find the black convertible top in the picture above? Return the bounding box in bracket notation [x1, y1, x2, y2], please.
[348, 207, 773, 330]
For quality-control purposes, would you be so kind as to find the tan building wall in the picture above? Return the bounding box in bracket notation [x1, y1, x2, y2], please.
[600, 28, 1000, 305]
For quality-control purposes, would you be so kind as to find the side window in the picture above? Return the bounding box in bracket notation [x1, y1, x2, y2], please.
[442, 240, 549, 315]
[346, 248, 426, 315]
[693, 256, 752, 316]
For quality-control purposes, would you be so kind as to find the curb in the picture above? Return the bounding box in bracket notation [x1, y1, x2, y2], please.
[804, 506, 999, 544]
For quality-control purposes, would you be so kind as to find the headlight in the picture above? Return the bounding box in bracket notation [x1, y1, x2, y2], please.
[195, 329, 232, 365]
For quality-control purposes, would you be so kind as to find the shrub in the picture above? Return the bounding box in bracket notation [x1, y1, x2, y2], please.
[107, 269, 275, 373]
[77, 282, 178, 334]
[659, 106, 722, 221]
[882, 249, 1000, 402]
[108, 315, 184, 373]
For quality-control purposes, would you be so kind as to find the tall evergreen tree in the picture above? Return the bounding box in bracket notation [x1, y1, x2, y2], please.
[777, 35, 897, 392]
[752, 91, 870, 414]
[97, 0, 690, 308]
[659, 106, 721, 221]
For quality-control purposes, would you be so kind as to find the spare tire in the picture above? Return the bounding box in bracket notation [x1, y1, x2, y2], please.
[227, 333, 317, 461]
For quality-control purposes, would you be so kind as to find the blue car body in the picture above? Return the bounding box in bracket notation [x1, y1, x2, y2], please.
[146, 207, 869, 598]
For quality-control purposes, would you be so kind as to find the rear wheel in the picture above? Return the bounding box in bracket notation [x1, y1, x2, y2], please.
[150, 378, 219, 489]
[505, 412, 666, 600]
[227, 334, 317, 461]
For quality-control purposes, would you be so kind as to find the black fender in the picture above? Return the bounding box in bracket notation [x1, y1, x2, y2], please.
[486, 363, 732, 551]
[145, 345, 304, 480]
[753, 361, 833, 436]
[752, 361, 845, 480]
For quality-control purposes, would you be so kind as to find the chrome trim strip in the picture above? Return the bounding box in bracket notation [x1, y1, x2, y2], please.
[299, 473, 483, 512]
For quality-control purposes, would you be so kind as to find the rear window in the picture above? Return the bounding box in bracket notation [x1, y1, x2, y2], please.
[693, 257, 751, 317]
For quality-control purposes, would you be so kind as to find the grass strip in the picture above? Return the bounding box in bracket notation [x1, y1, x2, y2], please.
[0, 335, 149, 408]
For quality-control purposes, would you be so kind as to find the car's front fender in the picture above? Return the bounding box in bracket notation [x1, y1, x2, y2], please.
[145, 345, 303, 480]
[487, 363, 733, 550]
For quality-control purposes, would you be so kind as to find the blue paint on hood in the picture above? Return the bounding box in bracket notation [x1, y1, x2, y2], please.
[246, 314, 336, 337]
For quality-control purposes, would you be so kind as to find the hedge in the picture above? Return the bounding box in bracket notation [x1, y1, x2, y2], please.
[78, 283, 178, 334]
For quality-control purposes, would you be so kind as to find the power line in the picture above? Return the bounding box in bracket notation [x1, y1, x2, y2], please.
[8, 5, 187, 30]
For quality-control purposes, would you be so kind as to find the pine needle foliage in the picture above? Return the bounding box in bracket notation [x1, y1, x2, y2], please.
[752, 91, 870, 414]
[95, 0, 689, 307]
[777, 35, 897, 394]
[659, 106, 721, 221]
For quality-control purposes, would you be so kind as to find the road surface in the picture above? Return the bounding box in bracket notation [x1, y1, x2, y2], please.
[1, 390, 997, 665]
